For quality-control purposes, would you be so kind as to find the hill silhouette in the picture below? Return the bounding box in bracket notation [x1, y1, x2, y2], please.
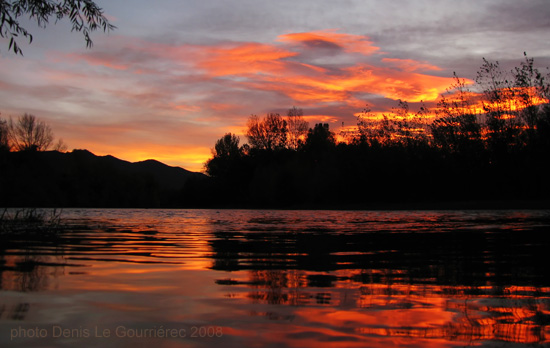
[0, 149, 205, 208]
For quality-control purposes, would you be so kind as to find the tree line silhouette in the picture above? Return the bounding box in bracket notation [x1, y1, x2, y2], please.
[187, 54, 550, 208]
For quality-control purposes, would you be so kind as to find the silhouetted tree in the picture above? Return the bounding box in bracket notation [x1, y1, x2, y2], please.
[435, 73, 479, 119]
[286, 106, 308, 150]
[511, 53, 550, 147]
[205, 133, 242, 178]
[246, 113, 288, 151]
[0, 117, 9, 152]
[430, 74, 483, 155]
[390, 100, 430, 148]
[431, 114, 482, 154]
[0, 0, 115, 55]
[476, 58, 522, 156]
[8, 114, 54, 151]
[355, 101, 429, 149]
[52, 138, 68, 152]
[305, 123, 335, 152]
[355, 107, 390, 147]
[473, 54, 550, 164]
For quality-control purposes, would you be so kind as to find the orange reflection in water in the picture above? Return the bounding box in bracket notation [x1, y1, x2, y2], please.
[218, 269, 550, 347]
[3, 209, 550, 348]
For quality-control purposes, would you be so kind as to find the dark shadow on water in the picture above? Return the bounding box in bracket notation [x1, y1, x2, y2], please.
[209, 226, 550, 287]
[207, 212, 550, 345]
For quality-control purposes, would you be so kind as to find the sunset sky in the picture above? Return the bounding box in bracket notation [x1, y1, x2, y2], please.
[1, 0, 549, 172]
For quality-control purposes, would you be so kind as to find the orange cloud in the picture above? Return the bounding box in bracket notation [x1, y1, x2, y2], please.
[248, 64, 455, 104]
[303, 115, 340, 123]
[198, 42, 298, 76]
[381, 58, 442, 72]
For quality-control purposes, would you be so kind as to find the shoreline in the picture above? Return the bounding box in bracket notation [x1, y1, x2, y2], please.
[4, 199, 550, 211]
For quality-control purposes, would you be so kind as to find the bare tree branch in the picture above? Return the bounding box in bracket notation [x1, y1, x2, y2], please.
[0, 0, 115, 55]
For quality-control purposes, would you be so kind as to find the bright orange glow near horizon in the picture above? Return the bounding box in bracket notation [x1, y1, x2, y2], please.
[101, 148, 210, 173]
[62, 139, 212, 172]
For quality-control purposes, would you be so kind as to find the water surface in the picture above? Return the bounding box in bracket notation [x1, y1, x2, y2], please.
[1, 209, 550, 347]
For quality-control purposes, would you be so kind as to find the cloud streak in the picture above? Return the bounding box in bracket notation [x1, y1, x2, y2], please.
[56, 30, 459, 117]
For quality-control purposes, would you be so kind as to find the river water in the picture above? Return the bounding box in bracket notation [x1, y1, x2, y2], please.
[1, 209, 550, 347]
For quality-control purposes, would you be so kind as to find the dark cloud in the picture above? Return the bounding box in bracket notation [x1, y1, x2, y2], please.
[297, 39, 343, 51]
[491, 0, 550, 32]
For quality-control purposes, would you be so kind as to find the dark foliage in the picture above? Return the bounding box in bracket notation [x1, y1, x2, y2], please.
[196, 56, 550, 208]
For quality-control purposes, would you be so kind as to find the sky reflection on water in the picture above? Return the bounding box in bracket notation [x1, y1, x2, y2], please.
[1, 209, 550, 347]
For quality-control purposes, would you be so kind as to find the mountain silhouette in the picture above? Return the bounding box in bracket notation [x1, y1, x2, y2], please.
[0, 149, 205, 208]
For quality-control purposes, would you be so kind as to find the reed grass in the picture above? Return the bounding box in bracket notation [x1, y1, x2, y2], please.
[0, 208, 62, 235]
